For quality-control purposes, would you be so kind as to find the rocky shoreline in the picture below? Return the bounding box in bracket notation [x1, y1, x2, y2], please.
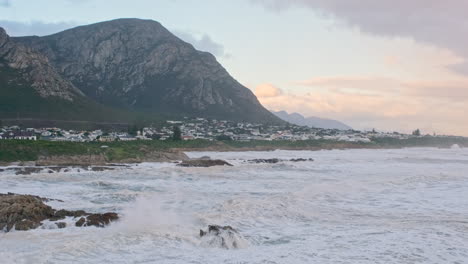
[0, 155, 318, 174]
[0, 165, 119, 175]
[0, 193, 119, 232]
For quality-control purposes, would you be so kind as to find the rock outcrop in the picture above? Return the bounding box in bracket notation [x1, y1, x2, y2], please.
[199, 225, 247, 249]
[0, 193, 118, 232]
[248, 158, 314, 164]
[178, 159, 233, 167]
[75, 213, 119, 227]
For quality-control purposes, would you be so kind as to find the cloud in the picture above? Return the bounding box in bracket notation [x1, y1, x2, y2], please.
[251, 0, 468, 75]
[0, 0, 10, 7]
[255, 77, 468, 135]
[173, 30, 230, 58]
[255, 83, 283, 97]
[297, 75, 468, 100]
[0, 20, 78, 36]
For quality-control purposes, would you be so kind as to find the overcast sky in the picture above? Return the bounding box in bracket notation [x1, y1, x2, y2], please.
[1, 0, 467, 135]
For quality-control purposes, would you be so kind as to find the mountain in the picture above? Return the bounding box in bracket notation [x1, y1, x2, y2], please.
[0, 26, 156, 127]
[2, 18, 280, 125]
[273, 111, 352, 130]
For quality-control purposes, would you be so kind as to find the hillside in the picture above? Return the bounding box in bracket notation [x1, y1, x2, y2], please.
[6, 19, 280, 124]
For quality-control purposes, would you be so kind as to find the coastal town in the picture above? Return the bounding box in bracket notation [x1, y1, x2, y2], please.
[0, 117, 429, 143]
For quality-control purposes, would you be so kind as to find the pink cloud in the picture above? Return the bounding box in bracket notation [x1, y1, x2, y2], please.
[254, 77, 468, 135]
[255, 83, 283, 97]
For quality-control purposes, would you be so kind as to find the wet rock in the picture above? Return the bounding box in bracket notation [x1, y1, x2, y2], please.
[14, 167, 43, 175]
[199, 225, 246, 249]
[50, 209, 88, 221]
[0, 194, 55, 232]
[248, 158, 314, 164]
[84, 213, 119, 227]
[91, 166, 115, 172]
[290, 158, 314, 162]
[0, 192, 64, 203]
[74, 213, 118, 227]
[15, 219, 41, 231]
[56, 222, 66, 229]
[75, 217, 86, 227]
[249, 158, 281, 164]
[1, 193, 118, 232]
[178, 159, 233, 167]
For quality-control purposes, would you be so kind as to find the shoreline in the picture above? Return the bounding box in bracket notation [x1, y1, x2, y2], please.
[0, 143, 463, 168]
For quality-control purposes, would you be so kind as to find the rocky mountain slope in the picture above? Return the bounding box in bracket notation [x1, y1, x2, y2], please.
[0, 27, 82, 101]
[273, 111, 352, 130]
[7, 18, 280, 124]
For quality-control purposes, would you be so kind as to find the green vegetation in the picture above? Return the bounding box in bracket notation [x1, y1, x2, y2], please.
[1, 136, 467, 163]
[0, 139, 218, 162]
[172, 126, 182, 141]
[371, 136, 468, 148]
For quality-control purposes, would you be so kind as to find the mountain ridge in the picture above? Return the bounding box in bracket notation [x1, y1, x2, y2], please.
[272, 110, 352, 130]
[5, 18, 280, 124]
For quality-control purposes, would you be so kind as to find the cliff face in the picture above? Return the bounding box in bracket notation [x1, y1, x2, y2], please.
[0, 27, 82, 101]
[13, 19, 281, 123]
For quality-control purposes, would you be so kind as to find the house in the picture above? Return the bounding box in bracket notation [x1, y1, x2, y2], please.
[7, 131, 37, 140]
[182, 135, 195, 141]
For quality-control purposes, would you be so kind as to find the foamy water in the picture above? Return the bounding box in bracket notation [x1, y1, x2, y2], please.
[1, 148, 468, 263]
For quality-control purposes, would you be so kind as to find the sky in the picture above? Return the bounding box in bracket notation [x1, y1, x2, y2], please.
[1, 0, 467, 135]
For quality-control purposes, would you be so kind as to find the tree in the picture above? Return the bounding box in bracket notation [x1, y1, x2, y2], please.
[412, 129, 421, 136]
[151, 134, 161, 140]
[128, 125, 138, 136]
[172, 126, 182, 141]
[216, 135, 232, 141]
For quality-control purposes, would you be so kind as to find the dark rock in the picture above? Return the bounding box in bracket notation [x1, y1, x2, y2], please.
[199, 225, 244, 249]
[74, 213, 118, 227]
[290, 158, 314, 162]
[75, 217, 86, 227]
[84, 213, 119, 227]
[15, 219, 41, 231]
[0, 194, 55, 232]
[178, 159, 233, 167]
[72, 210, 88, 217]
[1, 193, 117, 232]
[14, 167, 43, 175]
[55, 222, 66, 229]
[248, 158, 314, 163]
[52, 209, 71, 220]
[249, 158, 281, 164]
[200, 225, 237, 237]
[50, 209, 87, 220]
[91, 166, 115, 172]
[1, 192, 64, 203]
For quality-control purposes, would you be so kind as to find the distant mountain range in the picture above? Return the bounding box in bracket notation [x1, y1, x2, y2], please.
[272, 111, 352, 130]
[0, 18, 281, 126]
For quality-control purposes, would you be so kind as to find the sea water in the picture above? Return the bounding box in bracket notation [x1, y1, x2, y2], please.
[1, 148, 468, 263]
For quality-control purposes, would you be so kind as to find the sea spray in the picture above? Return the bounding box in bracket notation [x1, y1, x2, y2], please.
[112, 193, 197, 235]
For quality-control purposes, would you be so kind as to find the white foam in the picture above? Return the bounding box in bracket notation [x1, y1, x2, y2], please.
[1, 148, 468, 263]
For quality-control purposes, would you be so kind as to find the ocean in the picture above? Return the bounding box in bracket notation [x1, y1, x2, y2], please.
[1, 148, 468, 263]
